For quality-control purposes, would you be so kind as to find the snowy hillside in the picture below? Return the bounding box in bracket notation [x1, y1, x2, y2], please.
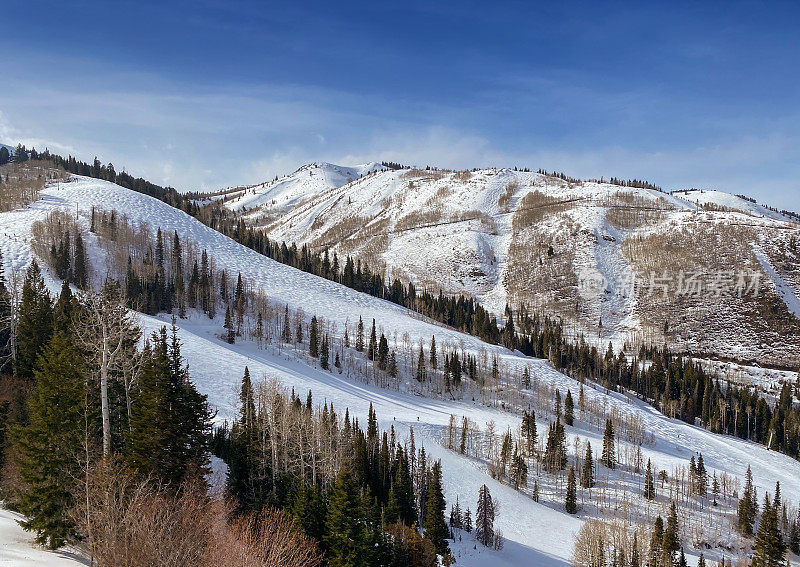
[2, 175, 800, 566]
[223, 161, 386, 214]
[231, 166, 800, 366]
[673, 189, 796, 222]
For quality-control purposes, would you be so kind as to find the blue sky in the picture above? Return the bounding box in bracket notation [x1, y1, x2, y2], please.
[2, 0, 799, 210]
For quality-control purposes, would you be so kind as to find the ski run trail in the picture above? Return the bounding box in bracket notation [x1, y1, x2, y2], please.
[1, 176, 799, 566]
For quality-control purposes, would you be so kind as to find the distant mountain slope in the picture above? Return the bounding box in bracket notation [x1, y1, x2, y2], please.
[234, 166, 800, 366]
[674, 188, 796, 222]
[223, 161, 386, 215]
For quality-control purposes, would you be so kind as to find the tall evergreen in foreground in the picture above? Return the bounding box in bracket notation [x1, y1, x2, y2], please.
[12, 332, 87, 549]
[424, 461, 449, 555]
[476, 484, 495, 548]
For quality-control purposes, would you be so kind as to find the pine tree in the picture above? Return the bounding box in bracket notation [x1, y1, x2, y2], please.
[430, 335, 437, 370]
[476, 484, 495, 547]
[0, 250, 11, 375]
[565, 465, 577, 514]
[564, 389, 574, 426]
[696, 453, 707, 496]
[509, 445, 528, 489]
[320, 334, 329, 370]
[644, 458, 656, 500]
[73, 234, 88, 289]
[753, 491, 785, 567]
[649, 516, 663, 567]
[282, 305, 291, 342]
[416, 345, 426, 383]
[533, 480, 539, 502]
[224, 306, 235, 344]
[522, 410, 537, 457]
[739, 465, 757, 535]
[601, 418, 616, 469]
[239, 366, 255, 431]
[17, 261, 53, 380]
[356, 316, 364, 352]
[424, 461, 449, 555]
[463, 507, 472, 532]
[326, 469, 363, 567]
[662, 501, 680, 566]
[581, 442, 594, 489]
[309, 316, 319, 358]
[368, 319, 377, 361]
[12, 332, 86, 549]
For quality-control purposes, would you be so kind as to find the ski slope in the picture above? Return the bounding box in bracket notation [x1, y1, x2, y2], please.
[673, 189, 797, 222]
[2, 175, 800, 566]
[223, 162, 385, 214]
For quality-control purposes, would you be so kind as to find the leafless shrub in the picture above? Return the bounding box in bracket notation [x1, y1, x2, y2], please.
[204, 508, 322, 567]
[452, 170, 472, 182]
[76, 462, 321, 567]
[395, 209, 443, 232]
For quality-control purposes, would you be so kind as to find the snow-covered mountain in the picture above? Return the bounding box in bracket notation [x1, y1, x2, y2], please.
[222, 161, 386, 215]
[231, 165, 800, 367]
[2, 174, 800, 566]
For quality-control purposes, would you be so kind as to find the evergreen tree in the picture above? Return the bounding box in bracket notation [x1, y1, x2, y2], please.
[424, 461, 449, 555]
[696, 453, 707, 496]
[509, 445, 528, 489]
[326, 469, 363, 567]
[368, 319, 377, 361]
[224, 306, 235, 344]
[73, 234, 88, 289]
[309, 316, 319, 358]
[430, 335, 437, 370]
[282, 305, 291, 342]
[649, 516, 663, 567]
[16, 261, 53, 380]
[126, 328, 210, 485]
[601, 418, 616, 469]
[581, 442, 594, 489]
[522, 410, 537, 457]
[564, 389, 574, 426]
[565, 465, 577, 514]
[463, 507, 472, 532]
[12, 332, 86, 548]
[739, 465, 757, 535]
[356, 316, 364, 352]
[533, 479, 539, 502]
[0, 251, 11, 375]
[320, 334, 330, 370]
[644, 458, 656, 500]
[753, 492, 785, 567]
[662, 501, 680, 566]
[239, 366, 255, 431]
[476, 484, 495, 547]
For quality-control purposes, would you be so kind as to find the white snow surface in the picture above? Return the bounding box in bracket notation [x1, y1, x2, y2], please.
[223, 161, 386, 214]
[2, 176, 800, 566]
[673, 189, 797, 222]
[0, 507, 88, 566]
